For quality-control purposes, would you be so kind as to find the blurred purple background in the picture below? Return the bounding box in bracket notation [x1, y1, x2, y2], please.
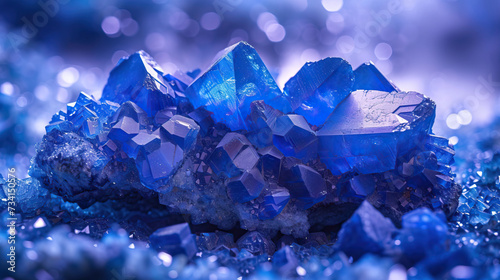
[0, 0, 499, 177]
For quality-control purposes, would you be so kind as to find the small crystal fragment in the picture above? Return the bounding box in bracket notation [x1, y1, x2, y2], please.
[149, 223, 197, 258]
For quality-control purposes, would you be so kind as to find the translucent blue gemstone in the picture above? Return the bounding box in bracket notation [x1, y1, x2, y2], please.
[353, 62, 398, 92]
[123, 131, 161, 159]
[101, 139, 118, 157]
[283, 57, 354, 126]
[101, 51, 178, 117]
[164, 72, 190, 93]
[336, 201, 396, 259]
[317, 90, 435, 175]
[272, 114, 318, 162]
[45, 120, 72, 133]
[425, 135, 455, 166]
[245, 101, 284, 148]
[258, 187, 290, 220]
[107, 116, 140, 144]
[227, 168, 266, 203]
[280, 163, 326, 209]
[273, 246, 299, 276]
[136, 141, 183, 184]
[188, 106, 214, 135]
[207, 133, 259, 177]
[396, 208, 448, 265]
[196, 231, 236, 251]
[81, 118, 101, 138]
[236, 231, 276, 255]
[111, 101, 149, 128]
[185, 41, 291, 130]
[149, 223, 197, 258]
[66, 92, 101, 132]
[246, 100, 283, 131]
[257, 146, 284, 179]
[159, 115, 200, 151]
[153, 107, 177, 126]
[348, 174, 376, 198]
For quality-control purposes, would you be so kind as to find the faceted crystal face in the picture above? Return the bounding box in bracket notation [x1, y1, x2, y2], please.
[159, 115, 200, 150]
[259, 188, 290, 220]
[185, 41, 291, 131]
[236, 231, 276, 255]
[317, 90, 436, 175]
[102, 51, 178, 117]
[207, 132, 259, 177]
[227, 168, 266, 203]
[149, 223, 197, 258]
[283, 57, 354, 126]
[353, 62, 399, 92]
[272, 114, 318, 162]
[336, 201, 396, 260]
[280, 164, 327, 209]
[108, 116, 140, 143]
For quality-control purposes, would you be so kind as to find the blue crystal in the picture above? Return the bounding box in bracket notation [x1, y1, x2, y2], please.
[259, 187, 290, 220]
[272, 114, 318, 162]
[123, 131, 161, 159]
[353, 62, 398, 92]
[348, 174, 376, 198]
[246, 101, 284, 148]
[159, 115, 200, 150]
[136, 141, 183, 184]
[185, 41, 291, 130]
[317, 90, 435, 175]
[107, 116, 140, 144]
[227, 168, 266, 203]
[279, 163, 326, 209]
[283, 57, 354, 126]
[111, 101, 149, 127]
[395, 208, 449, 265]
[149, 223, 197, 258]
[257, 146, 284, 180]
[22, 41, 470, 279]
[102, 51, 179, 117]
[236, 231, 276, 255]
[188, 106, 214, 135]
[273, 246, 299, 276]
[336, 201, 396, 259]
[45, 120, 72, 133]
[197, 231, 236, 251]
[81, 118, 101, 138]
[208, 132, 259, 177]
[153, 107, 177, 126]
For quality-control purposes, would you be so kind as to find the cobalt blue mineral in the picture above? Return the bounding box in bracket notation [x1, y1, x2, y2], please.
[272, 114, 318, 162]
[208, 132, 259, 177]
[353, 62, 399, 92]
[19, 42, 473, 280]
[236, 231, 276, 255]
[279, 162, 327, 209]
[227, 168, 266, 203]
[336, 201, 396, 259]
[102, 50, 180, 117]
[149, 223, 197, 258]
[185, 41, 291, 130]
[395, 208, 449, 265]
[317, 90, 436, 175]
[283, 57, 354, 126]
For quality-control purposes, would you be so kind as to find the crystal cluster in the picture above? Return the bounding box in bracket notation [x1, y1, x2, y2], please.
[3, 41, 476, 279]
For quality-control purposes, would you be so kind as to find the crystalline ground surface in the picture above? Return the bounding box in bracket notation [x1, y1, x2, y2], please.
[13, 41, 478, 279]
